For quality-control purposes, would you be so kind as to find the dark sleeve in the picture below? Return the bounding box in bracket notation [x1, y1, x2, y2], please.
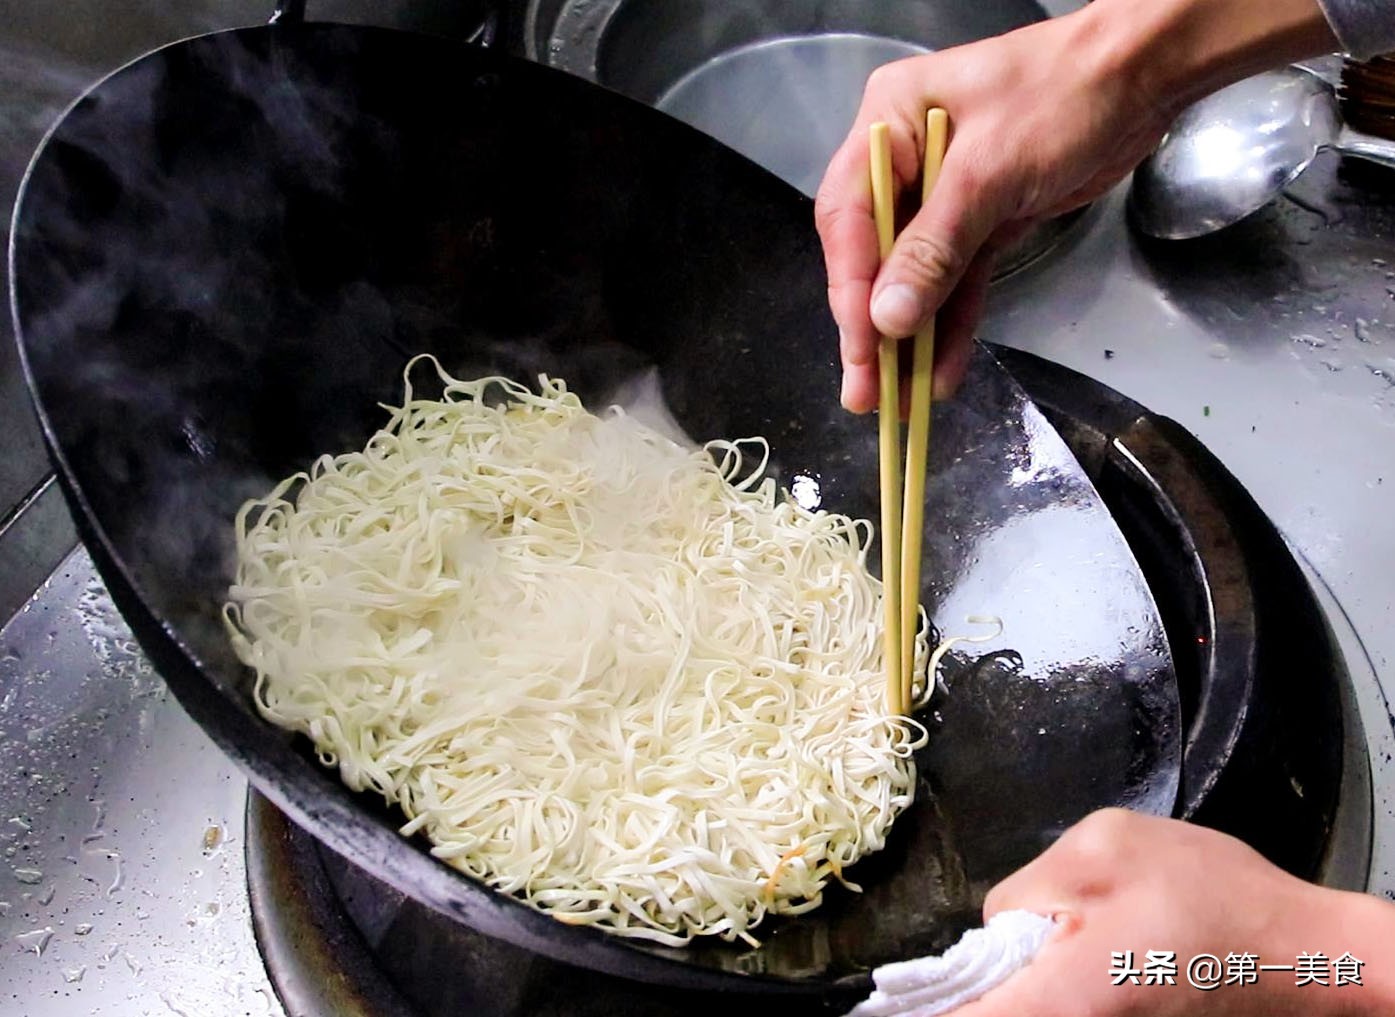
[1316, 0, 1395, 60]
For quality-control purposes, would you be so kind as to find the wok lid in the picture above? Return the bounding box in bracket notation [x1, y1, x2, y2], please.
[9, 24, 1178, 990]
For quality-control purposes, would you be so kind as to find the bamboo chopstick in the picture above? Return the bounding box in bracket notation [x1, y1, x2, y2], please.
[869, 109, 949, 716]
[868, 123, 902, 717]
[899, 108, 949, 713]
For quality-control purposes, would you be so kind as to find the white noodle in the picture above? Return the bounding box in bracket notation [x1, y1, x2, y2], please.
[224, 356, 928, 946]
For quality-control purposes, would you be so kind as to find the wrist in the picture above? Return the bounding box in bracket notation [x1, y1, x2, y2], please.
[1323, 888, 1395, 1017]
[1073, 0, 1338, 118]
[1280, 884, 1395, 1017]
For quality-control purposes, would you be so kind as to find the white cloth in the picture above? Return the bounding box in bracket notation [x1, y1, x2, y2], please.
[846, 910, 1054, 1017]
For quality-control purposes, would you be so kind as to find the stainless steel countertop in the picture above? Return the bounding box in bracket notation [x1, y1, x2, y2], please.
[3, 4, 1395, 1013]
[0, 554, 283, 1016]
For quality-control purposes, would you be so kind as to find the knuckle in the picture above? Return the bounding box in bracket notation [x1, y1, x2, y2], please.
[813, 188, 848, 238]
[1059, 808, 1135, 865]
[982, 881, 1009, 916]
[894, 231, 964, 288]
[863, 62, 902, 98]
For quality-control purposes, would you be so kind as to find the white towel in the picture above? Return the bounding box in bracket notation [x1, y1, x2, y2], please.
[846, 911, 1054, 1017]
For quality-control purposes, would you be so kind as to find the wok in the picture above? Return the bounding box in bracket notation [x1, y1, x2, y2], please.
[9, 20, 1178, 993]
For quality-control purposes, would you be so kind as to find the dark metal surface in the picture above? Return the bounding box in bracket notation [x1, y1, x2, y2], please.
[11, 24, 1177, 991]
[994, 346, 1347, 878]
[0, 476, 78, 621]
[246, 791, 415, 1017]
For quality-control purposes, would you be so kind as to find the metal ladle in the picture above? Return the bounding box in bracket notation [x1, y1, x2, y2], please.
[1129, 65, 1395, 239]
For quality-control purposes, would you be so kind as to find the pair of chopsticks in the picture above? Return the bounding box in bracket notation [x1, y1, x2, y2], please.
[871, 109, 949, 717]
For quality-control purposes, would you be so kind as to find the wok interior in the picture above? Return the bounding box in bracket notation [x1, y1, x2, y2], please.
[12, 26, 1175, 986]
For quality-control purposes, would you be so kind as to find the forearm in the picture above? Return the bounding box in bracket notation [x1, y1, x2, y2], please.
[1077, 0, 1338, 117]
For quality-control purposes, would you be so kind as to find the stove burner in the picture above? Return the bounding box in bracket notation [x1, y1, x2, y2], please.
[245, 794, 857, 1016]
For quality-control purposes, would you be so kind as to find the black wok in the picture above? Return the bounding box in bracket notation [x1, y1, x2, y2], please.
[9, 21, 1179, 993]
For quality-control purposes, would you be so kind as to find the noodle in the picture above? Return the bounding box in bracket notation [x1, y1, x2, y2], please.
[224, 356, 929, 946]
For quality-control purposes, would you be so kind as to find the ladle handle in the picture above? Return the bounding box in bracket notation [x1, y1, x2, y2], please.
[266, 0, 500, 45]
[270, 0, 306, 24]
[1335, 126, 1395, 170]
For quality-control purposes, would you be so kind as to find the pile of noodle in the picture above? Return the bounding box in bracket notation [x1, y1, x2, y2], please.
[224, 357, 928, 946]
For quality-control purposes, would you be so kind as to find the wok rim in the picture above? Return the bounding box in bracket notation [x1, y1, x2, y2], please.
[5, 21, 896, 996]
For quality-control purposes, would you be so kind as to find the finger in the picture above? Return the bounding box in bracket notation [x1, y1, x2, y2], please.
[816, 139, 881, 411]
[982, 842, 1080, 922]
[842, 359, 879, 414]
[816, 65, 939, 411]
[817, 130, 931, 409]
[984, 809, 1145, 920]
[870, 143, 1014, 338]
[930, 244, 995, 399]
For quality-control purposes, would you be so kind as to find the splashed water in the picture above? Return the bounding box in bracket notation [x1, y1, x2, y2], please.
[15, 927, 53, 956]
[105, 851, 125, 896]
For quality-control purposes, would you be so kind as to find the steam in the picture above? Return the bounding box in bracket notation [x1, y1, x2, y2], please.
[12, 25, 699, 689]
[603, 367, 693, 447]
[655, 34, 927, 197]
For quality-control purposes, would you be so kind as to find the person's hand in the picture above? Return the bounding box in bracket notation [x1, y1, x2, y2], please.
[814, 0, 1337, 411]
[950, 808, 1395, 1017]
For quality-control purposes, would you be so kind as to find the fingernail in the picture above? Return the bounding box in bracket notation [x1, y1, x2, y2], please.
[840, 371, 854, 409]
[871, 284, 923, 337]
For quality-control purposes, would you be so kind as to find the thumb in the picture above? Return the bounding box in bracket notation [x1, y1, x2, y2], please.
[870, 153, 1009, 338]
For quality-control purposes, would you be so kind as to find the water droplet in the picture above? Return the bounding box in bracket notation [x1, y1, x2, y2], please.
[62, 965, 86, 984]
[15, 927, 53, 955]
[123, 952, 142, 976]
[37, 883, 54, 906]
[74, 922, 93, 936]
[7, 816, 30, 831]
[82, 800, 107, 845]
[13, 867, 42, 885]
[100, 849, 125, 896]
[1207, 342, 1231, 360]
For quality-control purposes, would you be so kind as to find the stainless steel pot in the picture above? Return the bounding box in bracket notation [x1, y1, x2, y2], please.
[522, 0, 1084, 275]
